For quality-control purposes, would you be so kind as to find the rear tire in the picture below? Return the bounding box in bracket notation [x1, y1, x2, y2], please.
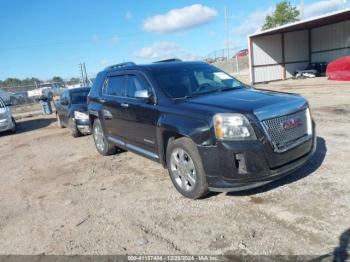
[92, 119, 117, 155]
[166, 137, 209, 199]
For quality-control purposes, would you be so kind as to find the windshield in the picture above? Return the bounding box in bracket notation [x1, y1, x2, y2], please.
[70, 90, 89, 104]
[153, 64, 244, 99]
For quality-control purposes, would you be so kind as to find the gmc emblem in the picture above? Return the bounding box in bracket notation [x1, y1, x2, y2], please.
[281, 118, 303, 130]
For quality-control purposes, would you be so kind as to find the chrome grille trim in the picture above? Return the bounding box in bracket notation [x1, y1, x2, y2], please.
[261, 108, 312, 153]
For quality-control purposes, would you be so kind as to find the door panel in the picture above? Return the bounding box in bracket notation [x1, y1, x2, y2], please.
[59, 91, 70, 125]
[124, 100, 157, 152]
[100, 74, 128, 139]
[123, 74, 158, 153]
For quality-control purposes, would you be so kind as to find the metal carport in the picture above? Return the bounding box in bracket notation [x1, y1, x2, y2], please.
[248, 9, 350, 84]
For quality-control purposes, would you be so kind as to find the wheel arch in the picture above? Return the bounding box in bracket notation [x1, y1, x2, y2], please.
[157, 114, 212, 168]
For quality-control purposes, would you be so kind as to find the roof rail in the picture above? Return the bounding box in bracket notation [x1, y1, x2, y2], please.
[154, 58, 182, 63]
[104, 62, 136, 70]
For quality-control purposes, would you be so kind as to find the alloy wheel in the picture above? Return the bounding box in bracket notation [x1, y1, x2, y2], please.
[94, 124, 105, 152]
[170, 148, 197, 191]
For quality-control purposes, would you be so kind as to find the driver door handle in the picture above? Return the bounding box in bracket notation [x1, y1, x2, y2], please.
[99, 98, 106, 103]
[121, 103, 129, 108]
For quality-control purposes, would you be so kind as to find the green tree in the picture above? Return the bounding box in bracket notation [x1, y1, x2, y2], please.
[67, 77, 80, 85]
[52, 76, 64, 84]
[262, 1, 300, 30]
[21, 77, 41, 86]
[3, 78, 22, 87]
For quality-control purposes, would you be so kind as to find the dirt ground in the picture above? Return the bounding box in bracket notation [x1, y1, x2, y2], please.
[0, 77, 349, 257]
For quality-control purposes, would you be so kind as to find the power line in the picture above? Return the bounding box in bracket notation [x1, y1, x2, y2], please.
[0, 32, 144, 52]
[0, 18, 234, 52]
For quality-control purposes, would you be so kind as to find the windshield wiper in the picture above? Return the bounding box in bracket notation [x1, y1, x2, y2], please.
[219, 86, 242, 92]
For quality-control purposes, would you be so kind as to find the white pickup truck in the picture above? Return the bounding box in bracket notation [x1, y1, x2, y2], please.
[27, 83, 65, 100]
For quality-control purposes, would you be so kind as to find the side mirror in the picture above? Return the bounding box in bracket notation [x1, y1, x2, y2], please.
[134, 90, 150, 99]
[5, 102, 12, 107]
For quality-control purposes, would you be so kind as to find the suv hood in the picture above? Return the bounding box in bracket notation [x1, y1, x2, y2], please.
[183, 88, 308, 120]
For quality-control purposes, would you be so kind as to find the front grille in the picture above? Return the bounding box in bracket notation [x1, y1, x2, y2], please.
[262, 109, 311, 152]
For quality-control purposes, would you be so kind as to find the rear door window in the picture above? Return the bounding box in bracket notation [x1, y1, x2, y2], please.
[104, 75, 126, 97]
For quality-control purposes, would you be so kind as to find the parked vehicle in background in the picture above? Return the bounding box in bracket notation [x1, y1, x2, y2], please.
[0, 89, 11, 104]
[27, 83, 65, 100]
[234, 49, 248, 58]
[9, 92, 28, 105]
[0, 97, 16, 134]
[88, 60, 316, 199]
[327, 56, 350, 81]
[55, 87, 91, 137]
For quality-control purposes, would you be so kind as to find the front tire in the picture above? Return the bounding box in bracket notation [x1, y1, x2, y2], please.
[92, 119, 117, 156]
[166, 137, 209, 199]
[71, 126, 81, 138]
[10, 118, 16, 134]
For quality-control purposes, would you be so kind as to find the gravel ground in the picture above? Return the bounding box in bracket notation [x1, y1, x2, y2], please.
[0, 77, 349, 257]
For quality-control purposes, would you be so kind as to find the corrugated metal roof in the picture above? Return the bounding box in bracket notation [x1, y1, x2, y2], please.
[249, 8, 350, 38]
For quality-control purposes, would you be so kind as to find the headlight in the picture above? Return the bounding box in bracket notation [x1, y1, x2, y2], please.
[306, 108, 313, 135]
[213, 113, 256, 141]
[74, 111, 89, 120]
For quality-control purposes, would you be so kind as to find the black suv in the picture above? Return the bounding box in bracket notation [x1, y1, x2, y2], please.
[56, 87, 91, 137]
[88, 60, 316, 199]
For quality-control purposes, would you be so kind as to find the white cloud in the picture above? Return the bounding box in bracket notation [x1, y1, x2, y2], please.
[100, 59, 109, 66]
[302, 0, 345, 18]
[125, 11, 133, 20]
[134, 41, 199, 61]
[143, 4, 218, 33]
[233, 7, 274, 36]
[233, 0, 345, 37]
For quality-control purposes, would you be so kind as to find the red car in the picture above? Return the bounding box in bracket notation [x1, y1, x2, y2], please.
[234, 49, 248, 58]
[326, 56, 350, 81]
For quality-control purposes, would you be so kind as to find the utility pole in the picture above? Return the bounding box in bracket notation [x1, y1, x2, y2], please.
[83, 63, 88, 86]
[79, 63, 85, 86]
[224, 6, 230, 61]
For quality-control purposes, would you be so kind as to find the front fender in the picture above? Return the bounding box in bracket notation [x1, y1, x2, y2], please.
[157, 114, 212, 145]
[157, 113, 213, 166]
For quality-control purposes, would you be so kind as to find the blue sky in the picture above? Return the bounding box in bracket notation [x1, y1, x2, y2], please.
[0, 0, 347, 80]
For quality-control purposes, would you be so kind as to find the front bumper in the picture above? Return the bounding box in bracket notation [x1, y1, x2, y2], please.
[197, 131, 317, 192]
[0, 118, 13, 133]
[72, 118, 91, 134]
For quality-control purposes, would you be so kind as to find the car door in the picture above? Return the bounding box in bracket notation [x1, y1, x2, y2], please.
[100, 73, 129, 141]
[123, 73, 158, 154]
[58, 91, 70, 125]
